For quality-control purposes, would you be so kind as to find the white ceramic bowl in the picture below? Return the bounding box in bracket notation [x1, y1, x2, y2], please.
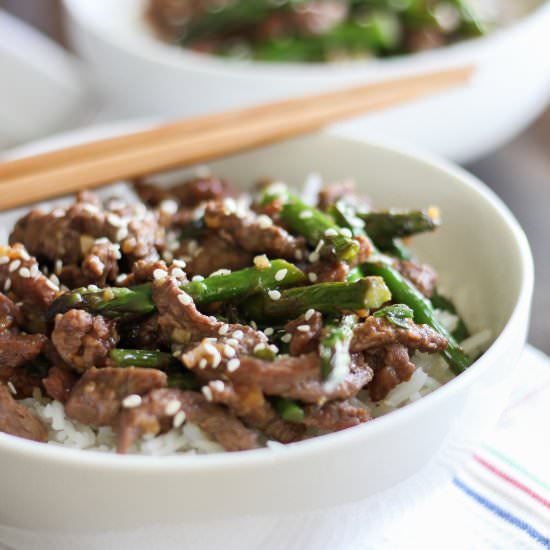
[0, 126, 533, 549]
[62, 0, 550, 163]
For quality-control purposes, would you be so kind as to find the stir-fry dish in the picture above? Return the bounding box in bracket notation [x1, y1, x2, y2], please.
[0, 175, 478, 454]
[148, 0, 488, 62]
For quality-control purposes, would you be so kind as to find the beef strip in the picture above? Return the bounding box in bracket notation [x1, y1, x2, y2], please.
[0, 332, 46, 369]
[306, 260, 349, 283]
[284, 311, 323, 356]
[203, 200, 306, 260]
[304, 399, 370, 432]
[65, 367, 167, 426]
[351, 316, 448, 354]
[228, 352, 373, 404]
[317, 179, 356, 211]
[0, 244, 59, 332]
[0, 383, 47, 442]
[154, 277, 267, 355]
[397, 260, 437, 298]
[42, 366, 79, 403]
[117, 388, 259, 453]
[60, 240, 120, 288]
[52, 310, 119, 372]
[135, 176, 236, 208]
[368, 344, 417, 401]
[179, 233, 253, 277]
[206, 380, 304, 443]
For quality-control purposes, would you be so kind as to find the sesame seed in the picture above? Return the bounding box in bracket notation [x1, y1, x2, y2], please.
[269, 344, 278, 354]
[3, 279, 11, 292]
[19, 250, 31, 261]
[173, 410, 186, 428]
[227, 358, 240, 372]
[122, 394, 142, 408]
[253, 343, 266, 353]
[211, 380, 225, 392]
[45, 279, 58, 291]
[30, 264, 39, 278]
[0, 256, 8, 265]
[205, 337, 217, 342]
[308, 252, 320, 263]
[164, 400, 181, 416]
[218, 324, 229, 335]
[305, 308, 315, 321]
[187, 240, 199, 254]
[264, 327, 274, 336]
[160, 199, 178, 216]
[7, 381, 16, 395]
[250, 320, 258, 330]
[153, 268, 167, 281]
[115, 273, 128, 284]
[281, 333, 292, 343]
[107, 213, 123, 227]
[223, 345, 236, 358]
[210, 268, 231, 277]
[173, 259, 186, 269]
[294, 249, 303, 260]
[177, 292, 193, 306]
[226, 338, 239, 347]
[253, 254, 271, 270]
[341, 228, 353, 238]
[163, 251, 174, 263]
[202, 386, 213, 402]
[49, 274, 60, 286]
[203, 343, 221, 368]
[54, 259, 63, 275]
[232, 330, 244, 340]
[324, 228, 338, 237]
[308, 272, 318, 283]
[297, 325, 310, 332]
[8, 260, 21, 272]
[87, 285, 100, 292]
[171, 267, 186, 279]
[274, 268, 287, 282]
[192, 275, 205, 282]
[199, 358, 208, 369]
[268, 290, 281, 301]
[299, 210, 313, 219]
[18, 267, 30, 278]
[314, 239, 325, 253]
[257, 214, 273, 229]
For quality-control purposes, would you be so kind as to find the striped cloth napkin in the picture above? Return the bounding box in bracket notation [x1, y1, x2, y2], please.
[360, 345, 550, 550]
[1, 346, 549, 550]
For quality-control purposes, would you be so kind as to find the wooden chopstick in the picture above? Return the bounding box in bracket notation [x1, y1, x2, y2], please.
[0, 65, 473, 209]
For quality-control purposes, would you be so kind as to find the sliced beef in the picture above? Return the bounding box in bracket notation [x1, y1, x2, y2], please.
[206, 381, 304, 443]
[0, 332, 46, 369]
[397, 260, 437, 298]
[304, 400, 370, 432]
[52, 310, 119, 372]
[117, 388, 259, 453]
[180, 233, 253, 277]
[229, 352, 373, 404]
[368, 344, 417, 401]
[42, 366, 79, 403]
[0, 367, 43, 399]
[0, 383, 47, 442]
[351, 316, 448, 354]
[154, 278, 267, 355]
[60, 240, 120, 288]
[0, 244, 59, 332]
[306, 260, 349, 283]
[284, 311, 323, 356]
[203, 200, 306, 260]
[65, 367, 167, 426]
[135, 176, 236, 208]
[118, 314, 163, 350]
[317, 179, 356, 211]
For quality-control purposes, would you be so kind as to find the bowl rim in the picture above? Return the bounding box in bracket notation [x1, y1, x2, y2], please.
[0, 124, 534, 473]
[61, 0, 550, 79]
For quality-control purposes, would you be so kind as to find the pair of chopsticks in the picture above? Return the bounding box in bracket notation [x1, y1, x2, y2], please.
[0, 66, 473, 210]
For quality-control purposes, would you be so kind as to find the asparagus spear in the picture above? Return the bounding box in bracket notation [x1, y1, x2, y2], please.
[242, 277, 391, 322]
[48, 260, 306, 319]
[109, 349, 199, 390]
[261, 186, 359, 261]
[357, 209, 440, 249]
[319, 315, 356, 386]
[362, 262, 472, 374]
[271, 397, 305, 424]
